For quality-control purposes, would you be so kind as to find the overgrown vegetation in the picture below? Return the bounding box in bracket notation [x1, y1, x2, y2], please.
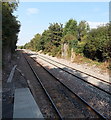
[21, 19, 111, 70]
[2, 2, 20, 63]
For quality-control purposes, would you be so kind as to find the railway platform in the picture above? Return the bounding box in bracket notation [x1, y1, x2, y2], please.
[13, 88, 44, 118]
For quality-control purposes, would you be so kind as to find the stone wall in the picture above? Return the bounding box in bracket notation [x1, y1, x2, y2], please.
[71, 48, 75, 62]
[61, 43, 69, 59]
[61, 43, 76, 62]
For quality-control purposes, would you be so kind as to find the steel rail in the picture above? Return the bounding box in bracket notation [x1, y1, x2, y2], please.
[36, 55, 111, 95]
[23, 53, 63, 120]
[26, 53, 108, 120]
[38, 54, 111, 85]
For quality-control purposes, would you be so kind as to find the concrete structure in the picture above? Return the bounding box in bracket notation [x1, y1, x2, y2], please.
[13, 88, 44, 118]
[7, 65, 17, 83]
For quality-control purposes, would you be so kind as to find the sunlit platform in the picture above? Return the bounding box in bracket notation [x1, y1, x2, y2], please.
[13, 88, 44, 118]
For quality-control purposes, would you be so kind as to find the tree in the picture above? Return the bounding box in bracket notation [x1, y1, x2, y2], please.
[48, 23, 63, 47]
[61, 34, 77, 48]
[2, 2, 20, 62]
[24, 43, 31, 49]
[63, 19, 77, 37]
[23, 18, 110, 67]
[34, 33, 42, 51]
[40, 29, 51, 52]
[78, 20, 90, 41]
[83, 24, 109, 61]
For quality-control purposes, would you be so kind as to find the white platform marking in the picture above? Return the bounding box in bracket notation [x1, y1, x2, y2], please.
[7, 65, 17, 83]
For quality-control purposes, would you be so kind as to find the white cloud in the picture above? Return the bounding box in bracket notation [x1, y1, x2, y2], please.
[26, 8, 39, 15]
[87, 21, 107, 29]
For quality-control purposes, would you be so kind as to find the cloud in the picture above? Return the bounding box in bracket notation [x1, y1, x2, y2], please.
[87, 21, 107, 29]
[26, 8, 39, 15]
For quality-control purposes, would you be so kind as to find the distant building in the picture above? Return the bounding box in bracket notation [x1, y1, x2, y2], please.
[109, 1, 111, 22]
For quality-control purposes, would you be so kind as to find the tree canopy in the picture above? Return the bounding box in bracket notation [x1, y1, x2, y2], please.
[23, 18, 110, 64]
[78, 20, 90, 41]
[83, 24, 110, 61]
[63, 19, 77, 37]
[2, 2, 20, 59]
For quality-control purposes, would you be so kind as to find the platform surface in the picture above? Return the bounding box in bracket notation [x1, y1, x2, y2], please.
[13, 88, 44, 118]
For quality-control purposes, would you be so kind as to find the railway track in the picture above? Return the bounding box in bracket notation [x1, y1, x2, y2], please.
[34, 53, 111, 95]
[23, 51, 108, 119]
[38, 54, 110, 84]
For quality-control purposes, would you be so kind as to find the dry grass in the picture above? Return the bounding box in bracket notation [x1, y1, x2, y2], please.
[73, 54, 109, 73]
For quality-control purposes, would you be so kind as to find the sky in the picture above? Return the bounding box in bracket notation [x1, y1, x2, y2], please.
[14, 2, 109, 46]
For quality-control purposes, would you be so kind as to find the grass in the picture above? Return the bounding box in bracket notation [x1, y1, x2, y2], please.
[73, 54, 109, 73]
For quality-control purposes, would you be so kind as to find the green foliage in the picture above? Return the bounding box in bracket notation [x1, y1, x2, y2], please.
[75, 41, 86, 54]
[23, 18, 110, 65]
[78, 20, 90, 41]
[51, 46, 61, 57]
[63, 19, 77, 37]
[107, 23, 111, 59]
[40, 30, 51, 52]
[48, 23, 63, 47]
[24, 33, 41, 51]
[62, 34, 78, 50]
[2, 2, 20, 53]
[24, 23, 63, 56]
[61, 34, 76, 44]
[83, 24, 110, 61]
[17, 45, 24, 49]
[40, 23, 63, 55]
